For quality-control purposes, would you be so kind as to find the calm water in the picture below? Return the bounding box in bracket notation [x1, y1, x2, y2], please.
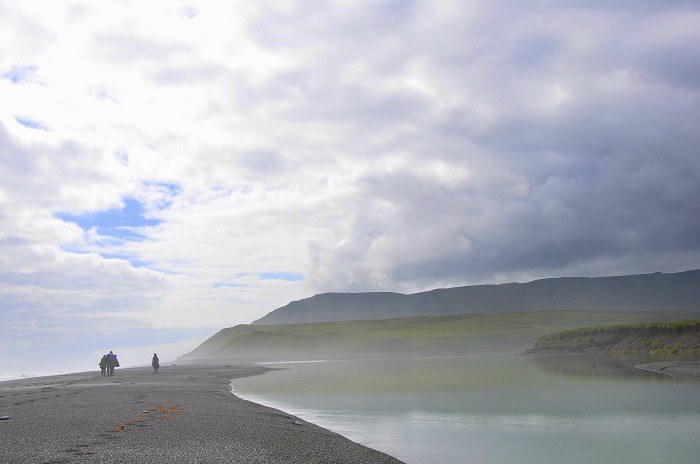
[231, 355, 700, 464]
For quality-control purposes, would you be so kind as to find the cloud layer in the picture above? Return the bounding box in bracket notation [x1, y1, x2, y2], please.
[1, 0, 699, 374]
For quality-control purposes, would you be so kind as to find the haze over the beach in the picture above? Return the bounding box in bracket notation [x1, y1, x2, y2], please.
[1, 1, 699, 376]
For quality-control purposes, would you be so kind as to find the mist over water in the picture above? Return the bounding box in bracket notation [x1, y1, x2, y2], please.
[232, 355, 700, 464]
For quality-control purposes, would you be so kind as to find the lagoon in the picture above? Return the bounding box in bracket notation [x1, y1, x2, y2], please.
[231, 354, 700, 464]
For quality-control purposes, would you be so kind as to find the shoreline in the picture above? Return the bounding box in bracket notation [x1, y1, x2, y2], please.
[634, 361, 700, 381]
[0, 364, 403, 463]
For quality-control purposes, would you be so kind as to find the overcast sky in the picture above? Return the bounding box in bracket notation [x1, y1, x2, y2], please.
[1, 1, 699, 376]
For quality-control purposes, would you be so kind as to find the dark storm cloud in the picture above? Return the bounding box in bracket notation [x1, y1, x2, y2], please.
[259, 1, 700, 289]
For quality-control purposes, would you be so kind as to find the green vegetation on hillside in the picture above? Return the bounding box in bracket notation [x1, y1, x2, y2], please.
[181, 310, 700, 360]
[528, 320, 700, 354]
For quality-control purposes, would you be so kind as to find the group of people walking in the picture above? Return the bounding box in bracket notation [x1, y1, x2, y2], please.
[98, 352, 160, 375]
[99, 351, 119, 376]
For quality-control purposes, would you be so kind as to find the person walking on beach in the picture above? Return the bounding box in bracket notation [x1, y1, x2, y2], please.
[99, 355, 108, 376]
[106, 351, 119, 376]
[152, 353, 160, 374]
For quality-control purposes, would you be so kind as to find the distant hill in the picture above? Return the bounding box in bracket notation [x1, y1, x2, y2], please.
[179, 310, 700, 361]
[253, 269, 700, 325]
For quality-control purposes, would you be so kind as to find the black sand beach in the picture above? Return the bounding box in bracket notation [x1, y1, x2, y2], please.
[0, 364, 403, 463]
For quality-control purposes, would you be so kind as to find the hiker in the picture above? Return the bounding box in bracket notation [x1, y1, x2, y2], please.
[152, 353, 160, 374]
[99, 355, 108, 376]
[106, 351, 119, 376]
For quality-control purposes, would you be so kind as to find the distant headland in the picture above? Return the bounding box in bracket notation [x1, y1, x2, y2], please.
[254, 269, 700, 325]
[181, 269, 700, 362]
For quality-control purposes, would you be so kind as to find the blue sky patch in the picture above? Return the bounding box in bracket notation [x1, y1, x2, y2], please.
[58, 249, 153, 271]
[115, 148, 129, 165]
[15, 116, 48, 131]
[142, 181, 182, 209]
[260, 272, 304, 282]
[100, 253, 150, 268]
[59, 247, 90, 255]
[3, 65, 37, 83]
[55, 197, 161, 241]
[155, 182, 181, 196]
[213, 282, 246, 288]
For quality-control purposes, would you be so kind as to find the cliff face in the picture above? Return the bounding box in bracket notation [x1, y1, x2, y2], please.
[527, 321, 700, 355]
[254, 269, 700, 325]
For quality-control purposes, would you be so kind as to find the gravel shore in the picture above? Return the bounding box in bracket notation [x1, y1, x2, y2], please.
[635, 361, 700, 381]
[0, 364, 403, 463]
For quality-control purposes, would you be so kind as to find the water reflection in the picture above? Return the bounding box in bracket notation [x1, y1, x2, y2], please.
[242, 354, 571, 396]
[530, 353, 700, 380]
[530, 354, 658, 379]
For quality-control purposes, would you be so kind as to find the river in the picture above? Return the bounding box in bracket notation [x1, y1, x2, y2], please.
[231, 354, 700, 464]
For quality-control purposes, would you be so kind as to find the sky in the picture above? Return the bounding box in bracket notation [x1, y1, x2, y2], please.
[1, 1, 699, 377]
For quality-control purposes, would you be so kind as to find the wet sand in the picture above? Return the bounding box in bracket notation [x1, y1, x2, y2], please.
[0, 364, 403, 463]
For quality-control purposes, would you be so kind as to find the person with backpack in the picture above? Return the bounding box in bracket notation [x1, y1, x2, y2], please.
[106, 351, 119, 376]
